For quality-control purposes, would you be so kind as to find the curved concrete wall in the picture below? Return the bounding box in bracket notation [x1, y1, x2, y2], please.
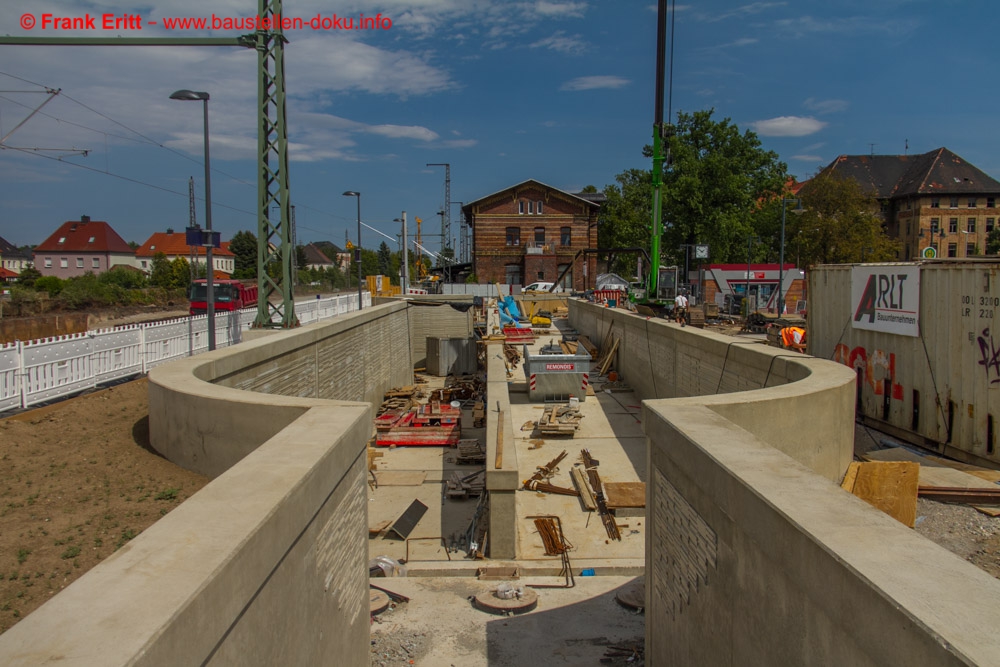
[567, 301, 1000, 665]
[0, 303, 413, 666]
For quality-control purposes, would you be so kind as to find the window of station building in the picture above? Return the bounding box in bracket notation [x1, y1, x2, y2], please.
[558, 264, 572, 289]
[968, 218, 977, 233]
[950, 196, 959, 208]
[537, 201, 543, 215]
[560, 226, 572, 246]
[534, 227, 545, 245]
[506, 227, 520, 246]
[537, 271, 545, 281]
[930, 198, 940, 208]
[948, 243, 957, 257]
[989, 197, 996, 208]
[988, 218, 996, 233]
[969, 197, 978, 208]
[967, 243, 976, 257]
[518, 201, 525, 215]
[930, 218, 940, 233]
[528, 201, 535, 215]
[949, 218, 958, 233]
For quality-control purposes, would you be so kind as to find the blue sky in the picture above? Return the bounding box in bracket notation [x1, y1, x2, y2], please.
[0, 0, 994, 257]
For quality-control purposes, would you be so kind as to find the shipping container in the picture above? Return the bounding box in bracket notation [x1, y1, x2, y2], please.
[809, 260, 1000, 467]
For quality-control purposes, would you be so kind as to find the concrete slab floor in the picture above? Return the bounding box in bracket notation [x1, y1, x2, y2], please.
[369, 575, 646, 667]
[367, 320, 648, 662]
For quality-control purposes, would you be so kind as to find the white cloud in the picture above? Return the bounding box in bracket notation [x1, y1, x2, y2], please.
[803, 142, 826, 151]
[773, 15, 919, 39]
[700, 2, 786, 21]
[532, 1, 588, 18]
[751, 116, 826, 137]
[791, 154, 823, 162]
[560, 75, 630, 91]
[530, 31, 587, 55]
[803, 97, 848, 114]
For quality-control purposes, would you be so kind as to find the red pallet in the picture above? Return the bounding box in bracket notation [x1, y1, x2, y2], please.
[375, 402, 461, 447]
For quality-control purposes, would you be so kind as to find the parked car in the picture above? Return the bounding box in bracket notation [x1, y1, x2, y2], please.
[523, 281, 565, 293]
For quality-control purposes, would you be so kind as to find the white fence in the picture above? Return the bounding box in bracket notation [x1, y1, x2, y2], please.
[0, 293, 370, 413]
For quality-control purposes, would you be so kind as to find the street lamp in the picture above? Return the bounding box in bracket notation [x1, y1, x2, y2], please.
[342, 191, 362, 309]
[170, 89, 215, 351]
[777, 198, 803, 316]
[746, 235, 759, 316]
[393, 212, 408, 294]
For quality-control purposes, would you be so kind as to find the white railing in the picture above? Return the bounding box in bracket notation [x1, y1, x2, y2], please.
[0, 292, 371, 413]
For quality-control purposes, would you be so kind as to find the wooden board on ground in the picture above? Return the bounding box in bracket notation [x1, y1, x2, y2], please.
[605, 481, 646, 509]
[924, 455, 1000, 483]
[577, 335, 599, 360]
[571, 466, 597, 511]
[373, 471, 428, 486]
[849, 461, 919, 528]
[863, 448, 998, 489]
[387, 499, 428, 539]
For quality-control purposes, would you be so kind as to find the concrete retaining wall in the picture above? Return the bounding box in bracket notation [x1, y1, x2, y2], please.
[0, 303, 413, 666]
[568, 300, 1000, 664]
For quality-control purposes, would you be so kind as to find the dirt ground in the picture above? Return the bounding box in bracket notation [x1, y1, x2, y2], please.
[0, 378, 209, 634]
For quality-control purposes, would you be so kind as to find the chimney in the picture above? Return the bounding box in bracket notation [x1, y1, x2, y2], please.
[81, 215, 91, 223]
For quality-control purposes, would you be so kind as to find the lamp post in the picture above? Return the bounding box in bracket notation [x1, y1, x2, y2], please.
[342, 191, 362, 309]
[777, 198, 803, 316]
[170, 89, 215, 351]
[746, 235, 758, 316]
[394, 212, 408, 294]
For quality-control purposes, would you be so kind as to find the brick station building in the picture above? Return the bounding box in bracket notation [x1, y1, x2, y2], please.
[462, 180, 600, 290]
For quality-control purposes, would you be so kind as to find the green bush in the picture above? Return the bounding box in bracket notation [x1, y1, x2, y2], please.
[35, 275, 64, 297]
[99, 266, 148, 289]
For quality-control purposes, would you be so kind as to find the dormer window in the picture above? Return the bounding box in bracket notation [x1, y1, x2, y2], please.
[88, 236, 95, 243]
[58, 237, 66, 243]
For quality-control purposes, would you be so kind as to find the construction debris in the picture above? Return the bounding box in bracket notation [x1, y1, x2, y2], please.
[841, 460, 919, 528]
[522, 450, 579, 496]
[376, 400, 461, 447]
[446, 469, 485, 499]
[581, 448, 621, 541]
[571, 466, 597, 511]
[533, 516, 574, 556]
[537, 403, 584, 436]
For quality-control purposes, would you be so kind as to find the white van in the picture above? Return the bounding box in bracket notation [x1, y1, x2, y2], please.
[523, 281, 564, 293]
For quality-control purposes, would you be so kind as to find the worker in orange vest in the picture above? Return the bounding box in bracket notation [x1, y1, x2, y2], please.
[781, 326, 806, 352]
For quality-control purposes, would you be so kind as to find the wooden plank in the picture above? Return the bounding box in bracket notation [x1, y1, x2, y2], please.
[387, 499, 428, 539]
[495, 409, 504, 469]
[863, 446, 998, 489]
[577, 335, 598, 360]
[850, 461, 919, 528]
[605, 481, 646, 508]
[571, 466, 597, 511]
[924, 455, 1000, 483]
[841, 461, 861, 492]
[373, 471, 427, 486]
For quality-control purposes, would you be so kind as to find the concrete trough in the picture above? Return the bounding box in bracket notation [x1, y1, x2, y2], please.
[522, 345, 591, 402]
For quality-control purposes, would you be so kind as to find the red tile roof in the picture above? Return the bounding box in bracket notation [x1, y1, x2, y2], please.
[34, 218, 133, 254]
[0, 267, 17, 280]
[135, 231, 234, 258]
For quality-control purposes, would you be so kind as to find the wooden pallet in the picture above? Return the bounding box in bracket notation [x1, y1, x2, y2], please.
[538, 404, 583, 435]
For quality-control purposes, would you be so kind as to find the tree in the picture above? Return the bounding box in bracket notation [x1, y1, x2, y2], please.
[987, 228, 1000, 255]
[656, 109, 788, 264]
[16, 266, 41, 287]
[170, 257, 191, 289]
[794, 172, 899, 267]
[377, 242, 392, 277]
[295, 245, 308, 272]
[149, 252, 174, 288]
[229, 230, 257, 279]
[598, 169, 653, 276]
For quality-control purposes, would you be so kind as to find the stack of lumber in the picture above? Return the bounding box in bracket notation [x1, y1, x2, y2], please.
[576, 335, 599, 360]
[457, 439, 486, 464]
[472, 401, 486, 428]
[538, 404, 584, 435]
[594, 326, 620, 377]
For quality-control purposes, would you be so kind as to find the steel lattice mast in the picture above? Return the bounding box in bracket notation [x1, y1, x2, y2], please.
[254, 0, 296, 326]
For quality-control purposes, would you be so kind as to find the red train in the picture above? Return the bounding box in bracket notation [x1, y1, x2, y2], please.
[188, 279, 258, 315]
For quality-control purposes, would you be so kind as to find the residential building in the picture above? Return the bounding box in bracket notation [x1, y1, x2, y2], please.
[313, 241, 350, 271]
[461, 180, 600, 290]
[301, 243, 335, 271]
[819, 148, 1000, 260]
[33, 216, 134, 279]
[135, 230, 235, 277]
[0, 235, 32, 275]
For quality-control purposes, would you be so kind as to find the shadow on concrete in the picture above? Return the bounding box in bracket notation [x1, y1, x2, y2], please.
[483, 577, 645, 665]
